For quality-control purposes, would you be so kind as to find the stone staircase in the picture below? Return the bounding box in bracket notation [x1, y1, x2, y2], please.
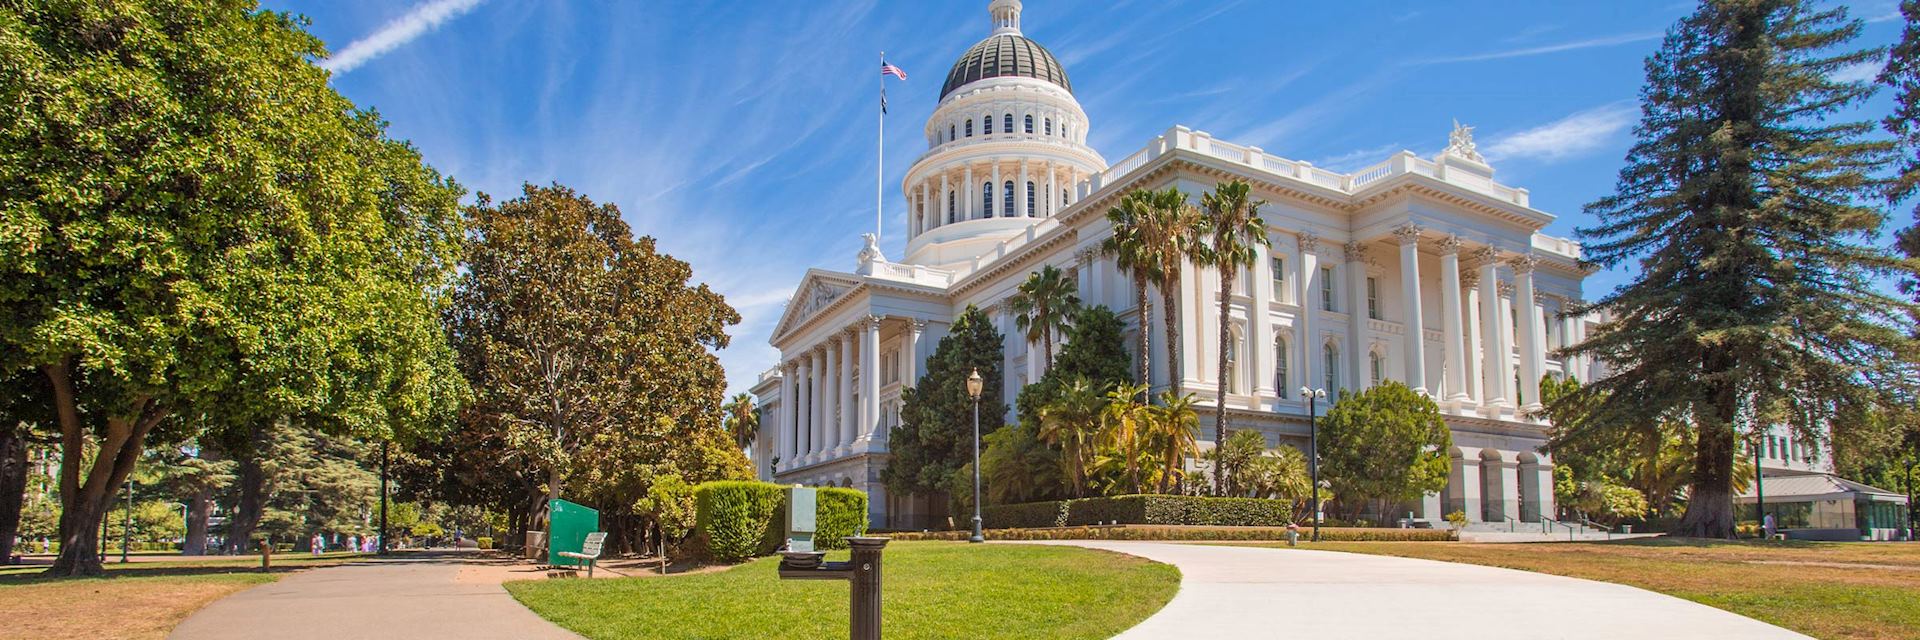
[1455, 519, 1635, 543]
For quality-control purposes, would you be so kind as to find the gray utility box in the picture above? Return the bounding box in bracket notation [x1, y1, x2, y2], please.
[785, 486, 817, 553]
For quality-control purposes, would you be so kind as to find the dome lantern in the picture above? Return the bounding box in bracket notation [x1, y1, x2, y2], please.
[990, 0, 1022, 35]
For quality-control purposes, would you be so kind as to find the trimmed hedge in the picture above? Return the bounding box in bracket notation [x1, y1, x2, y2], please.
[888, 524, 1453, 542]
[696, 481, 786, 562]
[983, 495, 1296, 529]
[695, 481, 872, 562]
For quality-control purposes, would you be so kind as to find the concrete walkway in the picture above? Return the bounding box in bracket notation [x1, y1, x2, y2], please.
[170, 550, 579, 640]
[1032, 541, 1809, 639]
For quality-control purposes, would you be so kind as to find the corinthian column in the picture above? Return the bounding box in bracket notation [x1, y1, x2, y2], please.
[1345, 241, 1370, 390]
[1438, 236, 1469, 404]
[779, 361, 796, 468]
[860, 316, 881, 448]
[1512, 254, 1544, 411]
[1296, 233, 1319, 395]
[838, 328, 855, 453]
[1474, 248, 1509, 408]
[1393, 225, 1427, 394]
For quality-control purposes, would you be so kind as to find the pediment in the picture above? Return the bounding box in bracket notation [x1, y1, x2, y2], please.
[769, 270, 860, 343]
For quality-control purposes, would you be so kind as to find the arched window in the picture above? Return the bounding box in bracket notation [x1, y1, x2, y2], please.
[1045, 118, 1053, 136]
[1003, 113, 1014, 134]
[984, 116, 993, 135]
[982, 182, 994, 218]
[1024, 114, 1034, 133]
[1025, 181, 1036, 216]
[1324, 343, 1340, 392]
[965, 120, 974, 137]
[1062, 189, 1069, 206]
[1065, 124, 1072, 140]
[947, 190, 956, 224]
[1002, 181, 1014, 217]
[1275, 338, 1289, 398]
[949, 124, 956, 141]
[1369, 350, 1384, 386]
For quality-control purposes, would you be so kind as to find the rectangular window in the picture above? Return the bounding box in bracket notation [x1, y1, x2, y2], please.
[1324, 346, 1339, 392]
[1321, 267, 1335, 311]
[1271, 257, 1287, 301]
[1366, 277, 1380, 320]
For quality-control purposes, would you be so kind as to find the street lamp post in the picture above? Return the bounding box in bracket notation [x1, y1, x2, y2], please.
[1299, 386, 1327, 542]
[379, 440, 390, 555]
[966, 368, 985, 544]
[1752, 432, 1766, 537]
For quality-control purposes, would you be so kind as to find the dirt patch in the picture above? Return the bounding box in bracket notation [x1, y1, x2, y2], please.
[0, 573, 272, 640]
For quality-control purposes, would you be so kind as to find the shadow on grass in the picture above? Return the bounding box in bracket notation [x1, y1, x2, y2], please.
[0, 552, 414, 586]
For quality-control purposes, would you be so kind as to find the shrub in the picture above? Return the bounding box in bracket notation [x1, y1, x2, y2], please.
[1445, 511, 1468, 530]
[814, 488, 871, 550]
[984, 501, 1068, 528]
[885, 524, 1453, 542]
[476, 536, 494, 549]
[695, 481, 786, 562]
[1065, 495, 1294, 527]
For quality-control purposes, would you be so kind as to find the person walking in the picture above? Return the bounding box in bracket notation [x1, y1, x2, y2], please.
[1761, 512, 1777, 540]
[310, 533, 324, 556]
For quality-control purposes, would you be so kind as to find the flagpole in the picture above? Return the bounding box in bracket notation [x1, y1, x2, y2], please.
[877, 51, 885, 245]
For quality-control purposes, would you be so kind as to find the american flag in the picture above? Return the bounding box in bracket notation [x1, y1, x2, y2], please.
[881, 62, 907, 80]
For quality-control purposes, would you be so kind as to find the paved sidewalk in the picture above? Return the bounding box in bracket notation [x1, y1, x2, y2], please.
[169, 550, 579, 640]
[1031, 541, 1809, 639]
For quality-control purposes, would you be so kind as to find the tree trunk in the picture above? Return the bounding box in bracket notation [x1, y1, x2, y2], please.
[1676, 379, 1739, 538]
[44, 360, 168, 577]
[0, 426, 25, 561]
[182, 489, 211, 555]
[1213, 271, 1233, 494]
[222, 427, 270, 554]
[1160, 279, 1183, 398]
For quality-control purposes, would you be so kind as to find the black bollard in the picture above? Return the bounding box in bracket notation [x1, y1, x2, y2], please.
[778, 536, 890, 640]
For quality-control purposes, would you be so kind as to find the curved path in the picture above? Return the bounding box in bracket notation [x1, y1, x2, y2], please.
[1030, 541, 1808, 640]
[169, 550, 578, 640]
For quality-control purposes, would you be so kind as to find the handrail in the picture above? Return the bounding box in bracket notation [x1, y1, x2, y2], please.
[1541, 518, 1579, 542]
[1576, 516, 1614, 540]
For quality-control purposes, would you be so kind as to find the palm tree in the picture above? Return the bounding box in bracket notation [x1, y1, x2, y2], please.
[1102, 187, 1204, 400]
[1008, 265, 1080, 373]
[1197, 180, 1269, 493]
[1145, 391, 1199, 494]
[722, 393, 758, 451]
[1100, 383, 1153, 494]
[1037, 376, 1108, 497]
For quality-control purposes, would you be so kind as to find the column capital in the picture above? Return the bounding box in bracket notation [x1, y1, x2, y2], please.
[1470, 246, 1502, 266]
[1461, 270, 1481, 289]
[864, 314, 883, 330]
[1437, 234, 1465, 255]
[1296, 232, 1319, 254]
[1498, 281, 1515, 298]
[1508, 253, 1540, 275]
[909, 318, 926, 332]
[1342, 240, 1370, 264]
[1392, 223, 1423, 246]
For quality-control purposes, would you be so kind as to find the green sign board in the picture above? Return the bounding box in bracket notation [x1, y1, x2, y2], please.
[548, 499, 599, 568]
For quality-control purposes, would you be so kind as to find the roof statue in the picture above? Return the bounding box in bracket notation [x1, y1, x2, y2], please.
[1445, 119, 1484, 163]
[856, 232, 887, 274]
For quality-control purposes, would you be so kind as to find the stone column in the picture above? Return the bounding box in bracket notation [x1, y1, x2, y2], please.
[1250, 241, 1276, 405]
[904, 319, 923, 388]
[1512, 255, 1544, 411]
[1437, 237, 1468, 404]
[1018, 161, 1030, 217]
[940, 172, 951, 226]
[1462, 271, 1483, 403]
[817, 345, 834, 457]
[963, 164, 974, 220]
[1045, 160, 1057, 217]
[860, 316, 880, 447]
[1393, 225, 1427, 394]
[806, 349, 822, 460]
[916, 182, 927, 236]
[1519, 459, 1554, 522]
[838, 328, 855, 454]
[1474, 249, 1509, 408]
[1497, 282, 1517, 408]
[1296, 233, 1319, 395]
[1485, 455, 1519, 523]
[990, 160, 1001, 218]
[1344, 241, 1369, 391]
[1448, 451, 1483, 523]
[779, 361, 796, 468]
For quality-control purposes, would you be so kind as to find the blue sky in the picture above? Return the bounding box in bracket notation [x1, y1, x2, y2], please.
[267, 0, 1913, 396]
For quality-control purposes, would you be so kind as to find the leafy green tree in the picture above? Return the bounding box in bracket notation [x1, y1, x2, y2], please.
[1103, 188, 1205, 396]
[1047, 306, 1136, 389]
[1242, 445, 1314, 519]
[723, 393, 759, 451]
[1567, 0, 1918, 538]
[1206, 429, 1265, 497]
[450, 183, 739, 535]
[885, 306, 1007, 499]
[1197, 180, 1269, 492]
[1008, 266, 1081, 373]
[636, 473, 697, 544]
[141, 441, 235, 555]
[1318, 382, 1451, 521]
[1037, 377, 1108, 498]
[0, 2, 466, 575]
[980, 422, 1063, 505]
[1099, 383, 1153, 494]
[1144, 391, 1199, 494]
[1883, 0, 1920, 301]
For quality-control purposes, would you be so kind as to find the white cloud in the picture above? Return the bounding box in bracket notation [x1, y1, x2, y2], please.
[1831, 60, 1884, 84]
[1416, 32, 1662, 65]
[1484, 103, 1637, 163]
[320, 0, 484, 74]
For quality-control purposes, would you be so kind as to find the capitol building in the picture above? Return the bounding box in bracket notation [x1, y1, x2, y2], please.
[750, 0, 1602, 530]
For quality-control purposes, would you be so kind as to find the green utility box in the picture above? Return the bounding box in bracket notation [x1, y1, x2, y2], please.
[548, 499, 599, 569]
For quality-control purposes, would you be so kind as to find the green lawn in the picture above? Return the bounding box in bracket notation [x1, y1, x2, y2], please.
[0, 552, 374, 640]
[507, 541, 1179, 640]
[1212, 538, 1920, 640]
